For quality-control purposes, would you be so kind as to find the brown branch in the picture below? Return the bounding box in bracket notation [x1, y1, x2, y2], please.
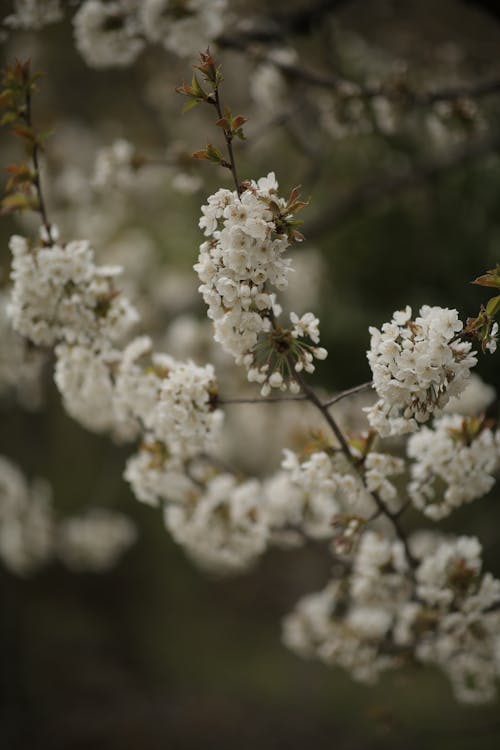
[323, 381, 374, 408]
[294, 370, 417, 570]
[218, 394, 308, 405]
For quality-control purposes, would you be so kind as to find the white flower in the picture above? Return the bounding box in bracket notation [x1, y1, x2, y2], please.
[139, 0, 227, 58]
[54, 343, 137, 440]
[57, 509, 137, 572]
[8, 234, 139, 348]
[0, 290, 46, 410]
[290, 311, 320, 344]
[0, 456, 54, 576]
[92, 139, 136, 190]
[443, 373, 495, 416]
[366, 305, 477, 436]
[115, 337, 223, 460]
[73, 0, 144, 69]
[195, 177, 327, 394]
[124, 440, 197, 507]
[407, 415, 500, 519]
[164, 474, 269, 574]
[485, 321, 499, 353]
[4, 0, 62, 29]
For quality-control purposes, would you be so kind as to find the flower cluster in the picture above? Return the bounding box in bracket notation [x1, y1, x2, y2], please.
[72, 0, 226, 68]
[407, 415, 500, 519]
[281, 449, 373, 530]
[3, 0, 63, 29]
[92, 139, 138, 190]
[165, 473, 268, 575]
[8, 232, 138, 348]
[284, 530, 500, 702]
[115, 336, 223, 458]
[54, 343, 128, 437]
[283, 532, 410, 684]
[0, 455, 136, 575]
[73, 1, 145, 69]
[366, 305, 477, 436]
[400, 534, 500, 704]
[139, 0, 226, 59]
[443, 372, 496, 416]
[195, 174, 327, 395]
[0, 454, 53, 575]
[57, 508, 138, 572]
[281, 447, 405, 531]
[0, 290, 46, 410]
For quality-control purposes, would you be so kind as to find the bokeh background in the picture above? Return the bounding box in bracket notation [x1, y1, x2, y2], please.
[2, 0, 500, 747]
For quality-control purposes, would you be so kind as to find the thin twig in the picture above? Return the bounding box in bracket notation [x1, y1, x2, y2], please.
[296, 372, 354, 459]
[212, 87, 242, 196]
[294, 370, 417, 569]
[23, 83, 53, 243]
[324, 381, 374, 408]
[218, 394, 308, 405]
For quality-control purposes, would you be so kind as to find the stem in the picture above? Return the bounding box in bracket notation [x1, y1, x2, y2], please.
[218, 394, 307, 405]
[212, 87, 241, 196]
[323, 381, 373, 408]
[295, 370, 417, 569]
[296, 372, 353, 459]
[24, 84, 53, 243]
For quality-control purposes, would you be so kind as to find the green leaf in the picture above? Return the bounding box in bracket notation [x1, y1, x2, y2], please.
[182, 98, 199, 113]
[486, 295, 500, 317]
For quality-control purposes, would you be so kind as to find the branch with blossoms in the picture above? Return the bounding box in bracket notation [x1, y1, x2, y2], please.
[2, 51, 500, 707]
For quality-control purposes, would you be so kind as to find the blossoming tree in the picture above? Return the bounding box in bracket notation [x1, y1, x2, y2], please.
[2, 0, 500, 714]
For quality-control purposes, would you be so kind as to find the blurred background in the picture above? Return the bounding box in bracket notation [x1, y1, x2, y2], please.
[2, 0, 500, 747]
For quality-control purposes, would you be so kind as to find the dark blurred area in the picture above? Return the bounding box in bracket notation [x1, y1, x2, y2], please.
[2, 1, 500, 748]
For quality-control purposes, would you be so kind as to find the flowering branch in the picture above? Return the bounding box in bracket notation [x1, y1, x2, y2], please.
[3, 44, 500, 708]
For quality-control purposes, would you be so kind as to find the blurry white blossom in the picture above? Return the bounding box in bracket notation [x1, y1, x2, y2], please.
[73, 0, 144, 68]
[407, 415, 500, 519]
[57, 508, 137, 572]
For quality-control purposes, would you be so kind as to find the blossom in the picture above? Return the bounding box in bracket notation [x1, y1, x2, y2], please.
[124, 441, 197, 507]
[115, 336, 223, 460]
[0, 455, 54, 576]
[8, 233, 139, 348]
[0, 290, 46, 410]
[366, 305, 477, 436]
[284, 529, 500, 702]
[443, 373, 495, 416]
[407, 415, 500, 519]
[139, 0, 226, 57]
[283, 578, 399, 684]
[54, 343, 136, 440]
[3, 0, 63, 29]
[195, 176, 327, 395]
[92, 139, 137, 190]
[73, 0, 144, 68]
[57, 509, 137, 572]
[281, 449, 374, 528]
[485, 321, 499, 353]
[164, 474, 269, 574]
